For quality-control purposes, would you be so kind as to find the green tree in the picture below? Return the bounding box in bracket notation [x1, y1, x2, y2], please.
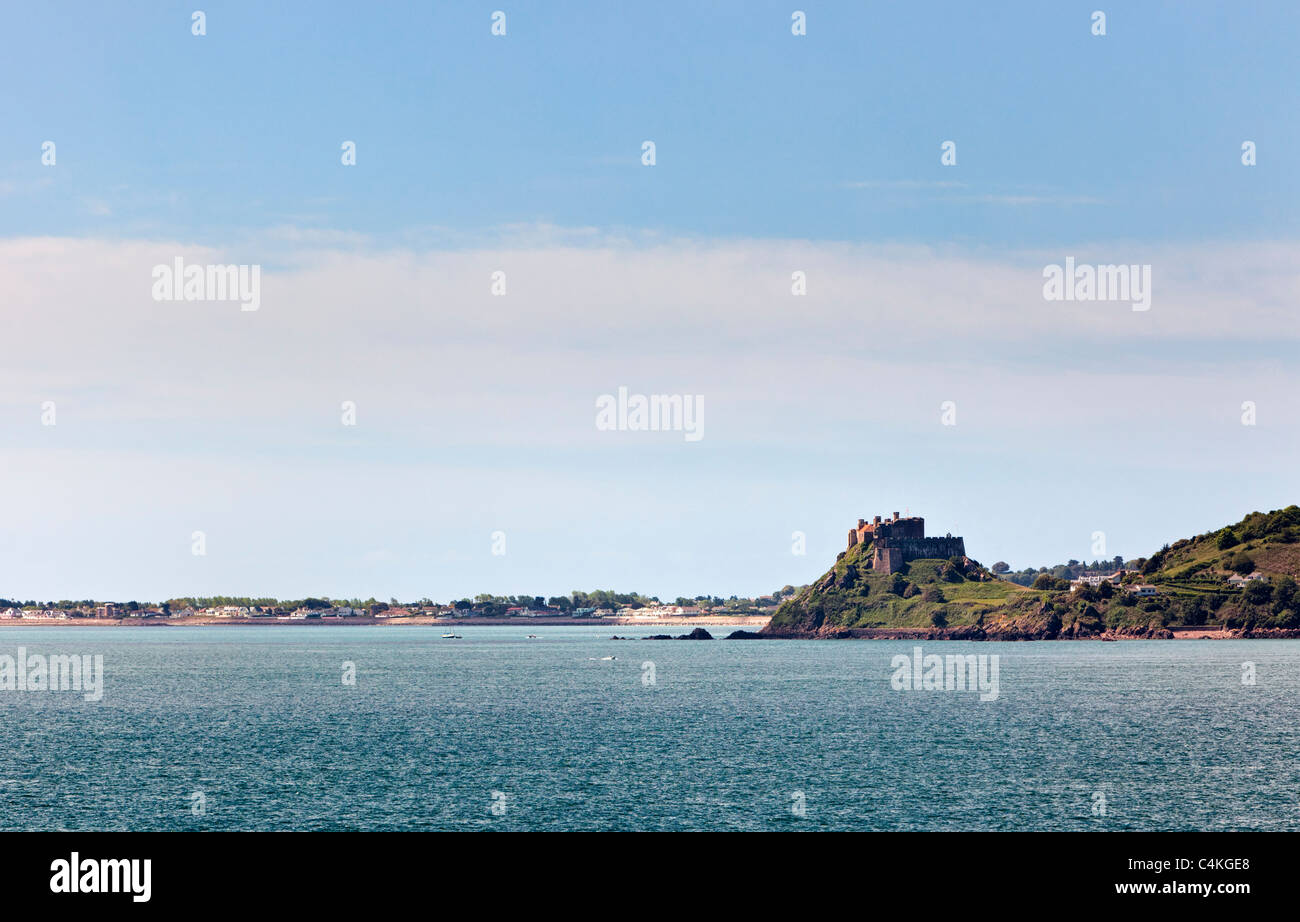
[1228, 552, 1255, 575]
[1272, 576, 1296, 610]
[1244, 580, 1272, 605]
[1142, 545, 1170, 575]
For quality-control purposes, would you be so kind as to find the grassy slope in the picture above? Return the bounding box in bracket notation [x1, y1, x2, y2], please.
[764, 541, 1041, 635]
[1143, 506, 1300, 585]
[765, 505, 1300, 636]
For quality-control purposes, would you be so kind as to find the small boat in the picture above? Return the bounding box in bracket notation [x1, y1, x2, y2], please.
[527, 634, 539, 639]
[441, 633, 462, 639]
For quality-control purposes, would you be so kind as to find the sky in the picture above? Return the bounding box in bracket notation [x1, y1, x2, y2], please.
[2, 2, 1298, 603]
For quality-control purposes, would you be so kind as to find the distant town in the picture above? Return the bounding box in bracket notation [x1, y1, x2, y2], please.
[0, 589, 795, 624]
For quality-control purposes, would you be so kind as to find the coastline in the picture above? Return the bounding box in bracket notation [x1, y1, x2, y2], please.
[759, 624, 1300, 641]
[6, 617, 1298, 639]
[0, 615, 772, 629]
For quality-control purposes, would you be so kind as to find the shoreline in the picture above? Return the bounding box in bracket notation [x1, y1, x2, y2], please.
[5, 618, 1296, 640]
[0, 615, 772, 628]
[760, 625, 1300, 641]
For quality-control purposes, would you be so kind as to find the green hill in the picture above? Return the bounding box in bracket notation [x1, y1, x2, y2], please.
[762, 506, 1300, 639]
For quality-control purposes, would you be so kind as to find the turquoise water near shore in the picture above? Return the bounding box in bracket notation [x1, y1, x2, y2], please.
[2, 626, 1297, 831]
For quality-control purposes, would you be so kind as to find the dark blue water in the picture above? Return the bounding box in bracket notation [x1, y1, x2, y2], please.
[2, 626, 1297, 830]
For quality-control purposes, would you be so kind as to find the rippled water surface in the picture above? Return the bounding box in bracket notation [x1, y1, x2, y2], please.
[2, 626, 1297, 830]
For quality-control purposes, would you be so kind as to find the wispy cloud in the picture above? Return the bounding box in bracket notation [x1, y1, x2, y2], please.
[959, 193, 1105, 206]
[844, 180, 968, 190]
[3, 229, 1296, 430]
[0, 176, 54, 198]
[3, 228, 1295, 598]
[845, 180, 1104, 207]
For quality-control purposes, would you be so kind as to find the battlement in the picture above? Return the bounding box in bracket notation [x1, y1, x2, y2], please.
[846, 513, 966, 574]
[847, 511, 925, 550]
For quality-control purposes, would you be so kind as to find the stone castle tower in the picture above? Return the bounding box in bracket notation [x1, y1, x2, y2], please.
[847, 512, 965, 574]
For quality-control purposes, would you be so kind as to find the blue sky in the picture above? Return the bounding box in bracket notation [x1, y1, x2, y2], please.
[2, 2, 1298, 602]
[5, 2, 1298, 244]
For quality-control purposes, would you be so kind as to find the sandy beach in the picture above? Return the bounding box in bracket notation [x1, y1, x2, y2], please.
[1169, 627, 1238, 640]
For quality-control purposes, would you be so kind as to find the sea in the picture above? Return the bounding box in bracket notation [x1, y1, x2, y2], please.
[2, 625, 1297, 831]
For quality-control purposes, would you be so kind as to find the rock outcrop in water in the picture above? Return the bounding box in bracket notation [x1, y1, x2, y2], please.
[644, 628, 714, 640]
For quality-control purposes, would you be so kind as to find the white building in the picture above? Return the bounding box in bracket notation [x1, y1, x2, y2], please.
[1070, 570, 1125, 592]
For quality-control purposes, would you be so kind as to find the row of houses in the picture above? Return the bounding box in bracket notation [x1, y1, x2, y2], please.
[1067, 571, 1159, 597]
[2, 599, 775, 622]
[3, 606, 165, 619]
[622, 605, 705, 619]
[285, 607, 361, 619]
[1, 608, 71, 620]
[1070, 568, 1269, 595]
[1070, 570, 1127, 590]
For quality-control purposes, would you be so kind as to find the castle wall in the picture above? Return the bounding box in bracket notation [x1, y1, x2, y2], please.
[871, 537, 966, 573]
[849, 514, 965, 572]
[872, 546, 904, 574]
[847, 514, 925, 551]
[877, 518, 925, 540]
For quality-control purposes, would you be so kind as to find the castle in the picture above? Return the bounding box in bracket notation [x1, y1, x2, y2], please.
[846, 512, 966, 574]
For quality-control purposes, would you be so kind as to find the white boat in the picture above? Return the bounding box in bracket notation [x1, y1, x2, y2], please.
[441, 633, 462, 639]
